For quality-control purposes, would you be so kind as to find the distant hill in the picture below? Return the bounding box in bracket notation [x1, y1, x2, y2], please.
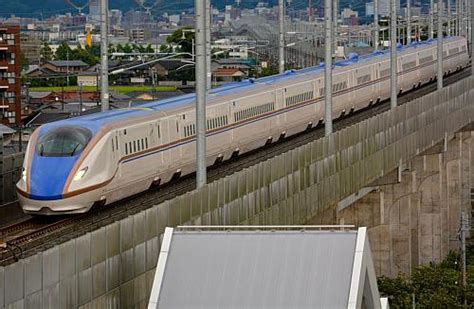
[0, 0, 136, 17]
[0, 0, 399, 19]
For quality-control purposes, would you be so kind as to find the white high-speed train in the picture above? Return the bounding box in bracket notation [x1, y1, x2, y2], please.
[16, 37, 469, 214]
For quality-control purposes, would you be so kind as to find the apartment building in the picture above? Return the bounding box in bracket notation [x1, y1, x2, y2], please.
[0, 25, 21, 125]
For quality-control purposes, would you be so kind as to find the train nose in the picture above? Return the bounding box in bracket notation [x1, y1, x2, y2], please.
[27, 125, 93, 201]
[29, 156, 78, 200]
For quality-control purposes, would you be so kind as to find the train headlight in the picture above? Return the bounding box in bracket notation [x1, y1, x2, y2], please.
[73, 167, 88, 181]
[21, 167, 26, 182]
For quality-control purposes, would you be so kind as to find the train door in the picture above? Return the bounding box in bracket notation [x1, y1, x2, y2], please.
[275, 88, 284, 127]
[110, 131, 119, 163]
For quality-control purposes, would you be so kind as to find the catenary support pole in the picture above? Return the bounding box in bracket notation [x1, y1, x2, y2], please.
[448, 0, 451, 36]
[374, 0, 379, 49]
[206, 0, 212, 90]
[195, 0, 207, 188]
[100, 0, 109, 111]
[430, 0, 434, 39]
[460, 212, 467, 304]
[390, 0, 397, 109]
[458, 0, 461, 36]
[463, 0, 466, 36]
[437, 0, 443, 90]
[407, 0, 411, 44]
[279, 0, 285, 73]
[333, 0, 338, 56]
[0, 134, 3, 205]
[324, 0, 333, 136]
[471, 0, 474, 64]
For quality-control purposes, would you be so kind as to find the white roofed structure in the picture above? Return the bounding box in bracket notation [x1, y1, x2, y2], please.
[148, 226, 388, 309]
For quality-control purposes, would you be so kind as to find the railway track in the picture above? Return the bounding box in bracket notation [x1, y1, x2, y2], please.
[0, 68, 470, 265]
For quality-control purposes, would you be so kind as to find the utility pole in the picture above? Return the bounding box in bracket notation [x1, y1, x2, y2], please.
[100, 0, 109, 111]
[79, 82, 83, 115]
[308, 0, 313, 22]
[437, 0, 443, 90]
[390, 0, 397, 109]
[195, 0, 207, 188]
[407, 0, 411, 44]
[430, 0, 435, 39]
[279, 0, 285, 73]
[324, 0, 333, 136]
[206, 0, 212, 90]
[66, 49, 70, 87]
[460, 211, 468, 304]
[374, 0, 379, 49]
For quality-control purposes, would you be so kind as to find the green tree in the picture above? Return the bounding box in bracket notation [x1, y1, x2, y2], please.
[160, 44, 171, 53]
[377, 276, 413, 308]
[19, 52, 28, 72]
[54, 41, 72, 61]
[378, 250, 474, 307]
[145, 44, 154, 53]
[40, 41, 53, 63]
[166, 27, 194, 56]
[71, 46, 98, 66]
[260, 66, 278, 77]
[122, 44, 133, 54]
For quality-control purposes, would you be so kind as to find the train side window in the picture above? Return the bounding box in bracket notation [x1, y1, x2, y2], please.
[141, 139, 144, 150]
[125, 143, 128, 155]
[124, 129, 127, 135]
[157, 125, 161, 139]
[115, 136, 118, 150]
[133, 141, 137, 153]
[145, 138, 148, 149]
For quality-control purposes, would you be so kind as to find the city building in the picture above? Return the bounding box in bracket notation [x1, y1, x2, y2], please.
[341, 8, 359, 26]
[20, 32, 41, 65]
[77, 72, 99, 87]
[109, 9, 123, 26]
[88, 0, 101, 25]
[367, 0, 401, 16]
[0, 25, 21, 125]
[129, 28, 145, 42]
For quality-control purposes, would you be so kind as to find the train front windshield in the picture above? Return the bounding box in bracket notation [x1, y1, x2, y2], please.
[36, 126, 92, 157]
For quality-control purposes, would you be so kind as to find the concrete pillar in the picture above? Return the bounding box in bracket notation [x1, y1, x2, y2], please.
[337, 190, 389, 276]
[412, 152, 445, 265]
[443, 132, 472, 250]
[337, 169, 418, 277]
[333, 133, 473, 277]
[304, 130, 473, 278]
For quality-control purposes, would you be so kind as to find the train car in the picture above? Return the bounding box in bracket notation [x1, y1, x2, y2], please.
[16, 37, 469, 214]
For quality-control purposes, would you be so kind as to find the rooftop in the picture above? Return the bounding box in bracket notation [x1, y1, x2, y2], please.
[0, 124, 15, 135]
[47, 60, 89, 67]
[149, 226, 387, 309]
